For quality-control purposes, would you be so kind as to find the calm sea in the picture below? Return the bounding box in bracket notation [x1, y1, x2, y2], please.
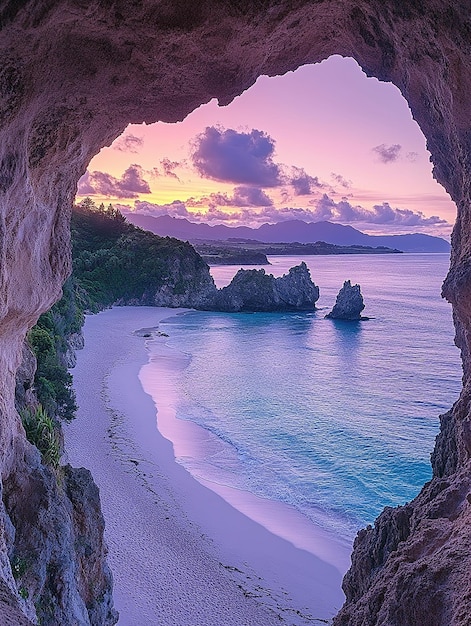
[152, 254, 461, 542]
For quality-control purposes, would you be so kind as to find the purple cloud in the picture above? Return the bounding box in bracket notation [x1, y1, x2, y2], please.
[187, 186, 273, 209]
[123, 195, 449, 230]
[232, 186, 273, 206]
[76, 171, 95, 195]
[160, 158, 182, 180]
[290, 167, 323, 195]
[191, 126, 282, 187]
[242, 198, 449, 227]
[331, 172, 352, 189]
[132, 200, 191, 218]
[308, 194, 448, 226]
[112, 134, 144, 153]
[77, 165, 151, 199]
[406, 151, 419, 163]
[372, 143, 402, 163]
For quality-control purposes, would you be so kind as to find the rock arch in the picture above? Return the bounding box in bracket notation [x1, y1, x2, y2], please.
[1, 1, 471, 624]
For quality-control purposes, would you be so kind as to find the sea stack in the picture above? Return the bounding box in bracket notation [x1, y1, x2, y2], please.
[326, 280, 366, 321]
[209, 261, 319, 312]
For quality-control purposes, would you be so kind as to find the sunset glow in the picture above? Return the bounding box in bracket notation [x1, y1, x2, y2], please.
[78, 56, 456, 236]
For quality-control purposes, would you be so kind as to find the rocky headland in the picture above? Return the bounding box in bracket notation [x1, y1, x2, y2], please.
[326, 280, 367, 321]
[192, 240, 401, 265]
[193, 243, 270, 266]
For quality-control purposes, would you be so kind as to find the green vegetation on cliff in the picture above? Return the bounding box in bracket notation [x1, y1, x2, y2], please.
[28, 278, 82, 423]
[20, 405, 61, 468]
[71, 199, 208, 310]
[21, 199, 211, 433]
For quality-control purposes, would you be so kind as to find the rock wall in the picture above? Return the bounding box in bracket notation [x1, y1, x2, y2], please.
[12, 337, 116, 625]
[1, 0, 471, 623]
[152, 250, 218, 308]
[207, 262, 319, 311]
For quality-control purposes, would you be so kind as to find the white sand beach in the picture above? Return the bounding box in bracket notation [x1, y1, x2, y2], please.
[64, 306, 351, 626]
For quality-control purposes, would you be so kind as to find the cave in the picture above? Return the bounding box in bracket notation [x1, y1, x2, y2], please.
[1, 1, 471, 624]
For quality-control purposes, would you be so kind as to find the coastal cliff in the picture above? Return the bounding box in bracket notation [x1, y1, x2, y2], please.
[69, 204, 319, 314]
[71, 202, 216, 311]
[0, 1, 470, 624]
[12, 328, 117, 625]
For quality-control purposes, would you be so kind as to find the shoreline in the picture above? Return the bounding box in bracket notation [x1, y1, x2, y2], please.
[64, 306, 349, 625]
[140, 326, 352, 573]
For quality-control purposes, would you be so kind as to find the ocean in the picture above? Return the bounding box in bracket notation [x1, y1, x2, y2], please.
[145, 254, 461, 544]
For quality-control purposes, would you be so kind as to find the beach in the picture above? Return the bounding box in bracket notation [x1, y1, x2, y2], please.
[64, 306, 350, 626]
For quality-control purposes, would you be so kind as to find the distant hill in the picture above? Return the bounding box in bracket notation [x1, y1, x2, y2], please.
[125, 214, 451, 253]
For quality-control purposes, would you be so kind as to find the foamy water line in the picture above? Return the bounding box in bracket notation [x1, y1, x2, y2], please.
[139, 254, 461, 547]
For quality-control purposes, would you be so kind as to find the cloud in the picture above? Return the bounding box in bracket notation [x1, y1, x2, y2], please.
[191, 126, 282, 187]
[131, 200, 191, 218]
[289, 167, 323, 195]
[368, 202, 447, 226]
[308, 194, 449, 226]
[112, 134, 144, 153]
[76, 171, 95, 195]
[189, 126, 331, 198]
[160, 158, 182, 180]
[187, 186, 273, 209]
[372, 143, 402, 163]
[331, 172, 352, 189]
[126, 200, 242, 224]
[242, 197, 449, 227]
[77, 165, 151, 198]
[122, 194, 450, 230]
[232, 186, 274, 206]
[406, 151, 419, 162]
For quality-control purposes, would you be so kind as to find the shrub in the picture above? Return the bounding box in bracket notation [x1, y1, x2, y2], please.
[20, 405, 61, 468]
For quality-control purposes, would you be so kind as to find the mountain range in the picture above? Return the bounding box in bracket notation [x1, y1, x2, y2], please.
[124, 213, 451, 253]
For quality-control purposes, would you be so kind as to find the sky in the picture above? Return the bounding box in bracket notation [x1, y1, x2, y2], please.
[77, 55, 456, 237]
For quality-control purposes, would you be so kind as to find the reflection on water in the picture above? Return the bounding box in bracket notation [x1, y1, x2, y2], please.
[155, 254, 460, 541]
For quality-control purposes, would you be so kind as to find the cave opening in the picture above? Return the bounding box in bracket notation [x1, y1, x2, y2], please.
[68, 55, 462, 622]
[2, 3, 471, 624]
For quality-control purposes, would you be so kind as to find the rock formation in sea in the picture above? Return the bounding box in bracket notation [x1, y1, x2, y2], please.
[325, 280, 366, 320]
[208, 262, 319, 312]
[0, 1, 470, 624]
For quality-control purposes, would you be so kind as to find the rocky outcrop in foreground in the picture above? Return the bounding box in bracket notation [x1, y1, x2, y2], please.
[206, 262, 319, 312]
[13, 339, 117, 626]
[333, 403, 471, 626]
[4, 460, 116, 626]
[326, 280, 366, 320]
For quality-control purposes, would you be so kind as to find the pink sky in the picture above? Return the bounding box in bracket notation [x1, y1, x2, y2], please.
[78, 56, 455, 237]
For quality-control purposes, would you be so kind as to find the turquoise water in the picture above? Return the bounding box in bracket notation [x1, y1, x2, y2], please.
[159, 254, 461, 541]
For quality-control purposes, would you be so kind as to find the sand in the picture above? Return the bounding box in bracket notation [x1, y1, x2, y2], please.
[64, 306, 351, 626]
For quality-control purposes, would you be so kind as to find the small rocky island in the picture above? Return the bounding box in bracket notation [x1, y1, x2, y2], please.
[205, 262, 319, 312]
[325, 280, 366, 320]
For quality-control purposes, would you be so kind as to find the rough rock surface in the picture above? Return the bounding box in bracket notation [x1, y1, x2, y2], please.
[13, 341, 117, 625]
[64, 331, 85, 368]
[4, 458, 117, 626]
[209, 262, 319, 312]
[325, 280, 366, 320]
[0, 1, 470, 624]
[0, 577, 35, 626]
[153, 253, 217, 308]
[14, 343, 37, 411]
